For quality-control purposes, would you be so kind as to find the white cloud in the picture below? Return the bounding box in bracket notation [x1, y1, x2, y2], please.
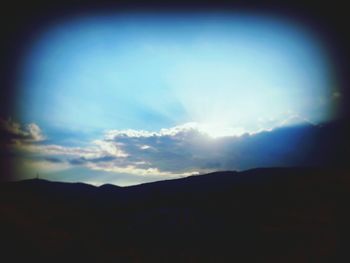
[105, 122, 249, 140]
[105, 122, 201, 139]
[92, 140, 129, 157]
[21, 141, 128, 159]
[140, 145, 151, 150]
[85, 162, 198, 177]
[26, 123, 45, 141]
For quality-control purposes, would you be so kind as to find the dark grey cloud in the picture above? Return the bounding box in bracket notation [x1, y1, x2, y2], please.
[69, 158, 86, 165]
[69, 156, 117, 165]
[10, 119, 347, 181]
[103, 123, 322, 174]
[45, 157, 64, 163]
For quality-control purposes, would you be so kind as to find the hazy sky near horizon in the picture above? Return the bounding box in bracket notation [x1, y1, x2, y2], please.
[4, 12, 340, 185]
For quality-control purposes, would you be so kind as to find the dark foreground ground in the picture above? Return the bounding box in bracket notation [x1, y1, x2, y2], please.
[1, 167, 350, 262]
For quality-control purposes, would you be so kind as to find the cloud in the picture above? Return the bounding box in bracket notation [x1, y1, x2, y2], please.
[0, 118, 45, 144]
[99, 120, 323, 175]
[44, 157, 64, 163]
[68, 156, 117, 165]
[20, 140, 128, 159]
[92, 140, 128, 157]
[26, 123, 45, 141]
[85, 162, 197, 177]
[140, 145, 151, 150]
[4, 116, 329, 184]
[12, 122, 213, 177]
[104, 122, 204, 139]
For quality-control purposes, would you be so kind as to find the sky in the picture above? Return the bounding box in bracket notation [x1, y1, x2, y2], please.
[1, 12, 341, 186]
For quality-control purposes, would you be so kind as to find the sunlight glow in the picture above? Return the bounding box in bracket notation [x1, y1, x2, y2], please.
[10, 12, 341, 184]
[17, 12, 337, 136]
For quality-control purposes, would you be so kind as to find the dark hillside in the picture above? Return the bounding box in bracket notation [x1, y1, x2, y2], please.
[1, 167, 349, 262]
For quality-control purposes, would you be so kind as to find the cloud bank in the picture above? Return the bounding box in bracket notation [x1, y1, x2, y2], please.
[5, 117, 347, 185]
[3, 116, 343, 185]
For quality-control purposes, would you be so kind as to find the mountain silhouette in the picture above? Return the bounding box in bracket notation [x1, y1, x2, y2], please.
[1, 167, 349, 262]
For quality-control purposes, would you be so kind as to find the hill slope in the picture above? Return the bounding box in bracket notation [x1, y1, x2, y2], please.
[1, 167, 349, 262]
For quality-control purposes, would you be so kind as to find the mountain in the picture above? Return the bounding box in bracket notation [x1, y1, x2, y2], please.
[1, 167, 349, 262]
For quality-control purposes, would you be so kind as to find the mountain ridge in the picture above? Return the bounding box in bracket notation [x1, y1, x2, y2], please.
[1, 167, 349, 262]
[5, 166, 336, 188]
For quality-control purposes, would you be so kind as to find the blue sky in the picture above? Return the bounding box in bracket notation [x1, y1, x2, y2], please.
[5, 12, 340, 185]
